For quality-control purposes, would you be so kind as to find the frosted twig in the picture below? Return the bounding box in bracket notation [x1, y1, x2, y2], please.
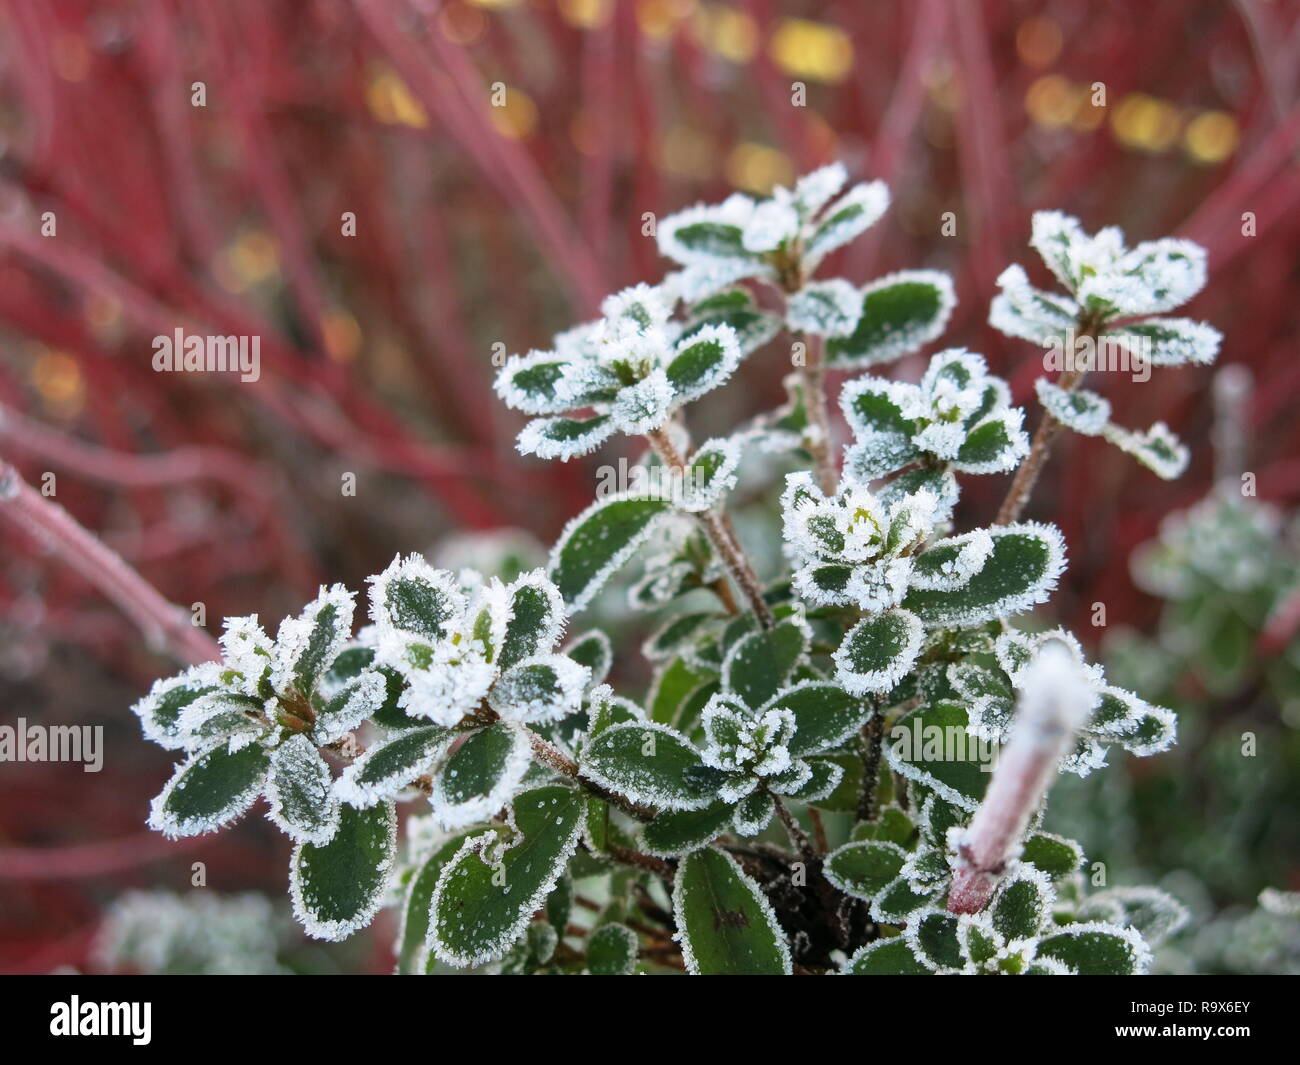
[0, 460, 219, 665]
[646, 428, 774, 628]
[798, 332, 839, 496]
[947, 642, 1093, 914]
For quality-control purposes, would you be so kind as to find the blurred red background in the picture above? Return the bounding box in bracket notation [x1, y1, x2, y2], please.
[0, 0, 1296, 972]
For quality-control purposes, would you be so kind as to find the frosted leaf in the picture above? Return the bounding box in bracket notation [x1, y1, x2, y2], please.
[335, 725, 451, 808]
[1107, 317, 1221, 366]
[428, 785, 584, 968]
[823, 840, 909, 902]
[1029, 210, 1088, 291]
[910, 530, 995, 592]
[271, 584, 356, 698]
[579, 720, 713, 811]
[290, 801, 397, 942]
[700, 695, 795, 781]
[785, 279, 862, 338]
[561, 628, 612, 691]
[793, 161, 848, 216]
[396, 656, 497, 727]
[218, 616, 273, 691]
[548, 491, 674, 613]
[173, 688, 266, 750]
[1114, 237, 1208, 314]
[490, 654, 590, 724]
[494, 569, 567, 671]
[493, 349, 578, 416]
[674, 258, 774, 302]
[656, 194, 758, 266]
[1036, 920, 1152, 975]
[148, 739, 270, 839]
[989, 864, 1054, 943]
[741, 198, 800, 253]
[825, 270, 957, 368]
[843, 557, 915, 613]
[313, 670, 386, 745]
[665, 323, 743, 405]
[600, 281, 675, 332]
[1036, 379, 1111, 436]
[950, 408, 1030, 474]
[834, 609, 925, 695]
[988, 264, 1078, 344]
[1077, 886, 1189, 947]
[804, 180, 890, 265]
[732, 791, 776, 836]
[1102, 420, 1189, 479]
[672, 848, 793, 975]
[428, 721, 532, 830]
[367, 554, 465, 645]
[676, 436, 741, 512]
[903, 908, 969, 974]
[132, 662, 228, 751]
[517, 412, 617, 461]
[266, 734, 340, 845]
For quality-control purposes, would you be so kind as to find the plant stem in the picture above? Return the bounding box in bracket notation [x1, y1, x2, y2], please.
[994, 318, 1101, 526]
[0, 460, 220, 665]
[607, 842, 675, 881]
[807, 807, 829, 854]
[798, 332, 839, 496]
[947, 644, 1093, 914]
[645, 428, 774, 628]
[772, 795, 818, 866]
[857, 713, 886, 823]
[524, 728, 656, 822]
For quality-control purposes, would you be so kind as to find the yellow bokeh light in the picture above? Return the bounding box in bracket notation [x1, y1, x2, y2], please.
[1016, 16, 1062, 69]
[726, 142, 794, 195]
[488, 87, 538, 140]
[322, 309, 362, 364]
[1112, 93, 1182, 153]
[658, 126, 714, 179]
[225, 231, 280, 288]
[559, 0, 612, 29]
[466, 0, 519, 8]
[637, 0, 696, 39]
[1025, 74, 1083, 129]
[1184, 110, 1239, 165]
[769, 18, 854, 84]
[31, 349, 85, 418]
[691, 5, 758, 64]
[366, 67, 429, 128]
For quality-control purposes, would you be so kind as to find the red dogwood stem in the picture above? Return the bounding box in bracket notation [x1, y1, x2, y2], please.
[947, 642, 1092, 914]
[0, 461, 220, 665]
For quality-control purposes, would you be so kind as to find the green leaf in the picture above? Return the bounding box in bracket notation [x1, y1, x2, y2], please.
[953, 414, 1026, 474]
[777, 757, 844, 802]
[840, 383, 921, 480]
[885, 702, 991, 811]
[834, 609, 924, 696]
[1022, 832, 1083, 878]
[563, 629, 612, 689]
[587, 923, 639, 975]
[765, 681, 872, 757]
[280, 585, 354, 695]
[148, 740, 270, 838]
[732, 790, 775, 835]
[497, 573, 563, 670]
[1106, 317, 1220, 366]
[673, 848, 792, 975]
[1037, 923, 1151, 975]
[545, 872, 574, 938]
[825, 271, 956, 368]
[291, 801, 397, 941]
[429, 722, 532, 829]
[853, 805, 917, 847]
[429, 785, 585, 967]
[872, 876, 933, 923]
[722, 619, 808, 708]
[266, 734, 339, 845]
[665, 326, 741, 403]
[842, 938, 931, 974]
[905, 909, 964, 972]
[682, 288, 780, 354]
[548, 493, 674, 612]
[903, 523, 1066, 628]
[644, 612, 722, 661]
[824, 840, 908, 901]
[580, 721, 712, 811]
[371, 562, 461, 643]
[641, 800, 736, 857]
[335, 725, 451, 808]
[991, 869, 1051, 941]
[671, 220, 750, 259]
[397, 829, 484, 974]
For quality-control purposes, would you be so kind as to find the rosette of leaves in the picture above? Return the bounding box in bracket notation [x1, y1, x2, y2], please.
[990, 211, 1220, 480]
[840, 349, 1030, 480]
[336, 555, 592, 829]
[133, 586, 399, 940]
[495, 281, 744, 461]
[947, 626, 1177, 776]
[781, 471, 1066, 694]
[656, 163, 955, 368]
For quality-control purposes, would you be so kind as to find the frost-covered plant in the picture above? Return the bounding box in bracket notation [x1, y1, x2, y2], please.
[129, 168, 1214, 975]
